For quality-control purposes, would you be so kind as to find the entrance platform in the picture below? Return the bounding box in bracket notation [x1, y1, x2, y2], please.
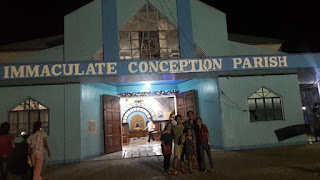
[88, 137, 162, 161]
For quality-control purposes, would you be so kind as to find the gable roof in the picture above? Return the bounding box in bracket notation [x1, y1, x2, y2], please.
[0, 35, 64, 52]
[228, 34, 284, 45]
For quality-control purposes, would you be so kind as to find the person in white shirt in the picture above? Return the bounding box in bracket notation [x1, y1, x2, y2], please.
[147, 118, 155, 142]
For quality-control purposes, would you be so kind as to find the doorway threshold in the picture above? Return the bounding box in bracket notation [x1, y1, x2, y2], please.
[88, 137, 162, 161]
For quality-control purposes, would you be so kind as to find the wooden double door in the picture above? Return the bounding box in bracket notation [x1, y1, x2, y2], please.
[102, 90, 198, 154]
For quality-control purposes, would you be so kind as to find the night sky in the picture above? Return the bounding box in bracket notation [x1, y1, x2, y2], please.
[0, 0, 319, 53]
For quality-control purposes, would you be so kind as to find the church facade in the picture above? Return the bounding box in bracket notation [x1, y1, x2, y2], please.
[0, 0, 316, 164]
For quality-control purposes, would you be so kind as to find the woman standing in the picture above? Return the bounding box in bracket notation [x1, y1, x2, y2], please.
[196, 118, 214, 173]
[0, 122, 15, 180]
[160, 122, 173, 174]
[27, 121, 51, 180]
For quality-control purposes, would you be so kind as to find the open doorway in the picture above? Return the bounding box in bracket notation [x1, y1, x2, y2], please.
[120, 95, 175, 158]
[100, 90, 198, 159]
[121, 95, 176, 144]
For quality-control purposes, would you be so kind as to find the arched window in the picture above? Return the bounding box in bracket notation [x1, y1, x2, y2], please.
[248, 87, 284, 122]
[8, 97, 49, 136]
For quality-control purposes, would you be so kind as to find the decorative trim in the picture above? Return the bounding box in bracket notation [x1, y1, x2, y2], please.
[118, 90, 179, 97]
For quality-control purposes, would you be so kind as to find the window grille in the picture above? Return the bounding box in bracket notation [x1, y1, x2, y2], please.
[119, 3, 180, 60]
[248, 87, 284, 122]
[8, 97, 49, 136]
[91, 3, 207, 60]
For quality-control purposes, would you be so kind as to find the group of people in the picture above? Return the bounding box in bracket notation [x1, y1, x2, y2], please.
[160, 111, 214, 175]
[0, 121, 51, 180]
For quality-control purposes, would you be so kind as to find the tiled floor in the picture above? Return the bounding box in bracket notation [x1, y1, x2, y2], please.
[88, 137, 162, 161]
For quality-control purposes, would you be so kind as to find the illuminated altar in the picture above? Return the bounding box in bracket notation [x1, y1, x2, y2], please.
[128, 114, 148, 138]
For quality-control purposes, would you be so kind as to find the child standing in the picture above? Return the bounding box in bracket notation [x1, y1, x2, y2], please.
[160, 122, 173, 174]
[182, 128, 197, 173]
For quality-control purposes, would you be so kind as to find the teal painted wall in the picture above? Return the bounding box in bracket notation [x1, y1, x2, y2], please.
[10, 45, 64, 63]
[218, 75, 306, 150]
[227, 41, 285, 56]
[0, 84, 81, 163]
[64, 0, 102, 61]
[178, 78, 223, 148]
[0, 85, 64, 162]
[117, 0, 145, 29]
[64, 84, 81, 162]
[190, 0, 229, 57]
[80, 84, 117, 160]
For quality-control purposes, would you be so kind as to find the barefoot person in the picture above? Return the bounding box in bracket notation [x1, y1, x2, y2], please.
[27, 121, 51, 180]
[196, 118, 214, 172]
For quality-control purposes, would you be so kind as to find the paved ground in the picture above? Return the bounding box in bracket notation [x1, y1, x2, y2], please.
[41, 142, 320, 180]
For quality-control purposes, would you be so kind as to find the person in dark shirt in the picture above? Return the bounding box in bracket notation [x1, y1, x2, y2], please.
[160, 122, 174, 174]
[8, 132, 32, 180]
[196, 118, 213, 173]
[182, 111, 196, 135]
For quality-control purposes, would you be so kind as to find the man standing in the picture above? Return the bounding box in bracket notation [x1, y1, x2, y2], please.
[147, 118, 155, 142]
[171, 115, 187, 174]
[183, 111, 196, 134]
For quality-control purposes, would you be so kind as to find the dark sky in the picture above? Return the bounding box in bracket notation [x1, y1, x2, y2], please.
[0, 0, 319, 53]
